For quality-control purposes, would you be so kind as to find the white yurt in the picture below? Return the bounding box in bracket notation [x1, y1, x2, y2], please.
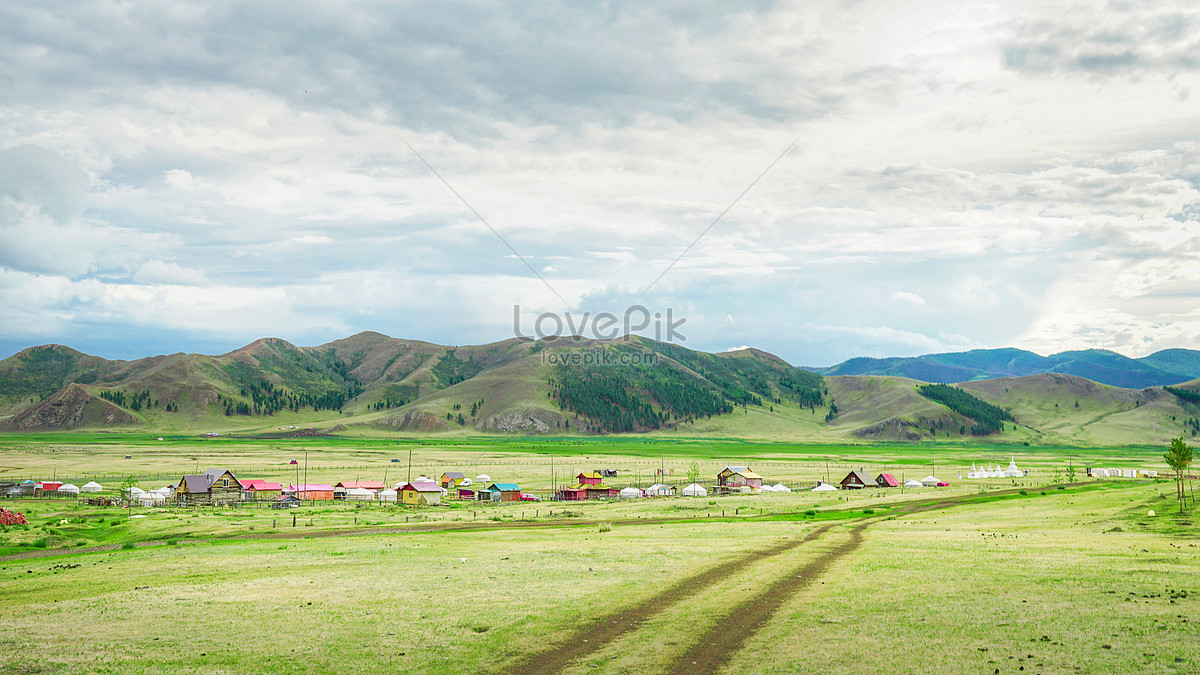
[476, 474, 491, 483]
[154, 487, 173, 496]
[127, 486, 145, 497]
[921, 476, 940, 486]
[137, 492, 165, 507]
[81, 481, 103, 493]
[58, 483, 80, 495]
[812, 482, 838, 492]
[347, 487, 375, 501]
[772, 483, 792, 492]
[905, 479, 923, 488]
[681, 483, 707, 497]
[377, 488, 398, 502]
[645, 483, 673, 497]
[620, 487, 643, 499]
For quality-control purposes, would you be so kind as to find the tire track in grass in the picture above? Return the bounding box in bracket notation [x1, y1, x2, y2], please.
[666, 521, 869, 673]
[505, 524, 834, 675]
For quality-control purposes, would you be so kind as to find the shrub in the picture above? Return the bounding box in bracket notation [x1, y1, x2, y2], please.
[804, 510, 816, 517]
[598, 522, 613, 533]
[121, 542, 136, 550]
[862, 508, 875, 515]
[167, 539, 179, 546]
[1019, 490, 1028, 495]
[31, 538, 48, 548]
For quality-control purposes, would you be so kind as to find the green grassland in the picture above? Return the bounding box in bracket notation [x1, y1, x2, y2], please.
[1, 475, 1196, 674]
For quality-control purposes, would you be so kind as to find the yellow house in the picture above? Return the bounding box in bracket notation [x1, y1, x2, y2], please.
[399, 481, 442, 506]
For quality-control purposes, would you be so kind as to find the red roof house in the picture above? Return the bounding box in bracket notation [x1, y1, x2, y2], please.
[876, 473, 899, 488]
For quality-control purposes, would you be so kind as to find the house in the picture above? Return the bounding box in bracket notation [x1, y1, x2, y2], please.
[242, 479, 283, 501]
[558, 480, 619, 501]
[839, 470, 873, 490]
[440, 472, 466, 488]
[398, 481, 442, 506]
[577, 472, 604, 486]
[34, 481, 63, 496]
[483, 483, 522, 502]
[718, 466, 764, 488]
[457, 488, 476, 500]
[174, 469, 244, 505]
[876, 473, 899, 488]
[285, 484, 336, 501]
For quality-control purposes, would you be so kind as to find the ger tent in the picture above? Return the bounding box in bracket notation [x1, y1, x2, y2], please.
[681, 483, 707, 497]
[377, 488, 397, 502]
[905, 479, 923, 488]
[921, 476, 940, 487]
[347, 487, 375, 501]
[475, 474, 491, 483]
[81, 481, 103, 493]
[58, 483, 80, 495]
[771, 483, 792, 492]
[812, 483, 838, 492]
[620, 487, 643, 499]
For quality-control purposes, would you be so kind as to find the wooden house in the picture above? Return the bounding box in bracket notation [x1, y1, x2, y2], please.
[440, 472, 466, 488]
[457, 488, 476, 500]
[483, 483, 522, 502]
[242, 479, 283, 501]
[577, 472, 604, 486]
[557, 481, 619, 501]
[718, 467, 764, 488]
[839, 470, 873, 490]
[398, 481, 442, 506]
[175, 469, 244, 505]
[876, 473, 899, 488]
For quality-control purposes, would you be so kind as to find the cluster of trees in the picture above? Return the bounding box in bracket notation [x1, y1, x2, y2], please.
[643, 371, 733, 420]
[916, 384, 1014, 435]
[371, 397, 410, 411]
[225, 378, 364, 416]
[1165, 386, 1200, 405]
[432, 350, 486, 386]
[552, 368, 664, 433]
[99, 389, 156, 411]
[638, 341, 825, 409]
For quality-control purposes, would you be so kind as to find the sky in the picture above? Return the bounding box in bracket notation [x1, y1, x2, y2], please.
[2, 0, 1199, 367]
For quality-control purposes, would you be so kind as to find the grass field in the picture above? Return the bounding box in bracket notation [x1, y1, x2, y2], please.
[1, 435, 1196, 673]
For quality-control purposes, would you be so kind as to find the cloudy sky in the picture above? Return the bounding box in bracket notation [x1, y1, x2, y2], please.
[2, 0, 1199, 366]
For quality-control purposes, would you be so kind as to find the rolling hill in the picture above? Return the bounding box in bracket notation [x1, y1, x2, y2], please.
[2, 334, 1199, 446]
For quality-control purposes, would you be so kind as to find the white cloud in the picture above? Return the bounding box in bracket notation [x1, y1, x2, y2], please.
[893, 291, 925, 305]
[132, 260, 209, 286]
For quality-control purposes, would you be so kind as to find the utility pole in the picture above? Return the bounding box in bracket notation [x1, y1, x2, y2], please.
[407, 449, 412, 485]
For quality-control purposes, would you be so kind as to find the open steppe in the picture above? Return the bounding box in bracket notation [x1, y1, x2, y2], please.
[1, 434, 1197, 673]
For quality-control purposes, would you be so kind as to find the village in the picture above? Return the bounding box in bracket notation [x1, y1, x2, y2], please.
[0, 456, 1164, 509]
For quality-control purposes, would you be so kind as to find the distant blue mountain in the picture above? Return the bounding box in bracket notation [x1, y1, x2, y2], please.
[813, 347, 1200, 389]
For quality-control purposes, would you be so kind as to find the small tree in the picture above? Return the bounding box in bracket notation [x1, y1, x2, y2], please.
[1065, 462, 1076, 483]
[686, 461, 700, 485]
[1164, 436, 1194, 514]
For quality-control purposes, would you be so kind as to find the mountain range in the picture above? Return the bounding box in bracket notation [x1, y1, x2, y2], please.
[812, 347, 1200, 389]
[1, 334, 1199, 447]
